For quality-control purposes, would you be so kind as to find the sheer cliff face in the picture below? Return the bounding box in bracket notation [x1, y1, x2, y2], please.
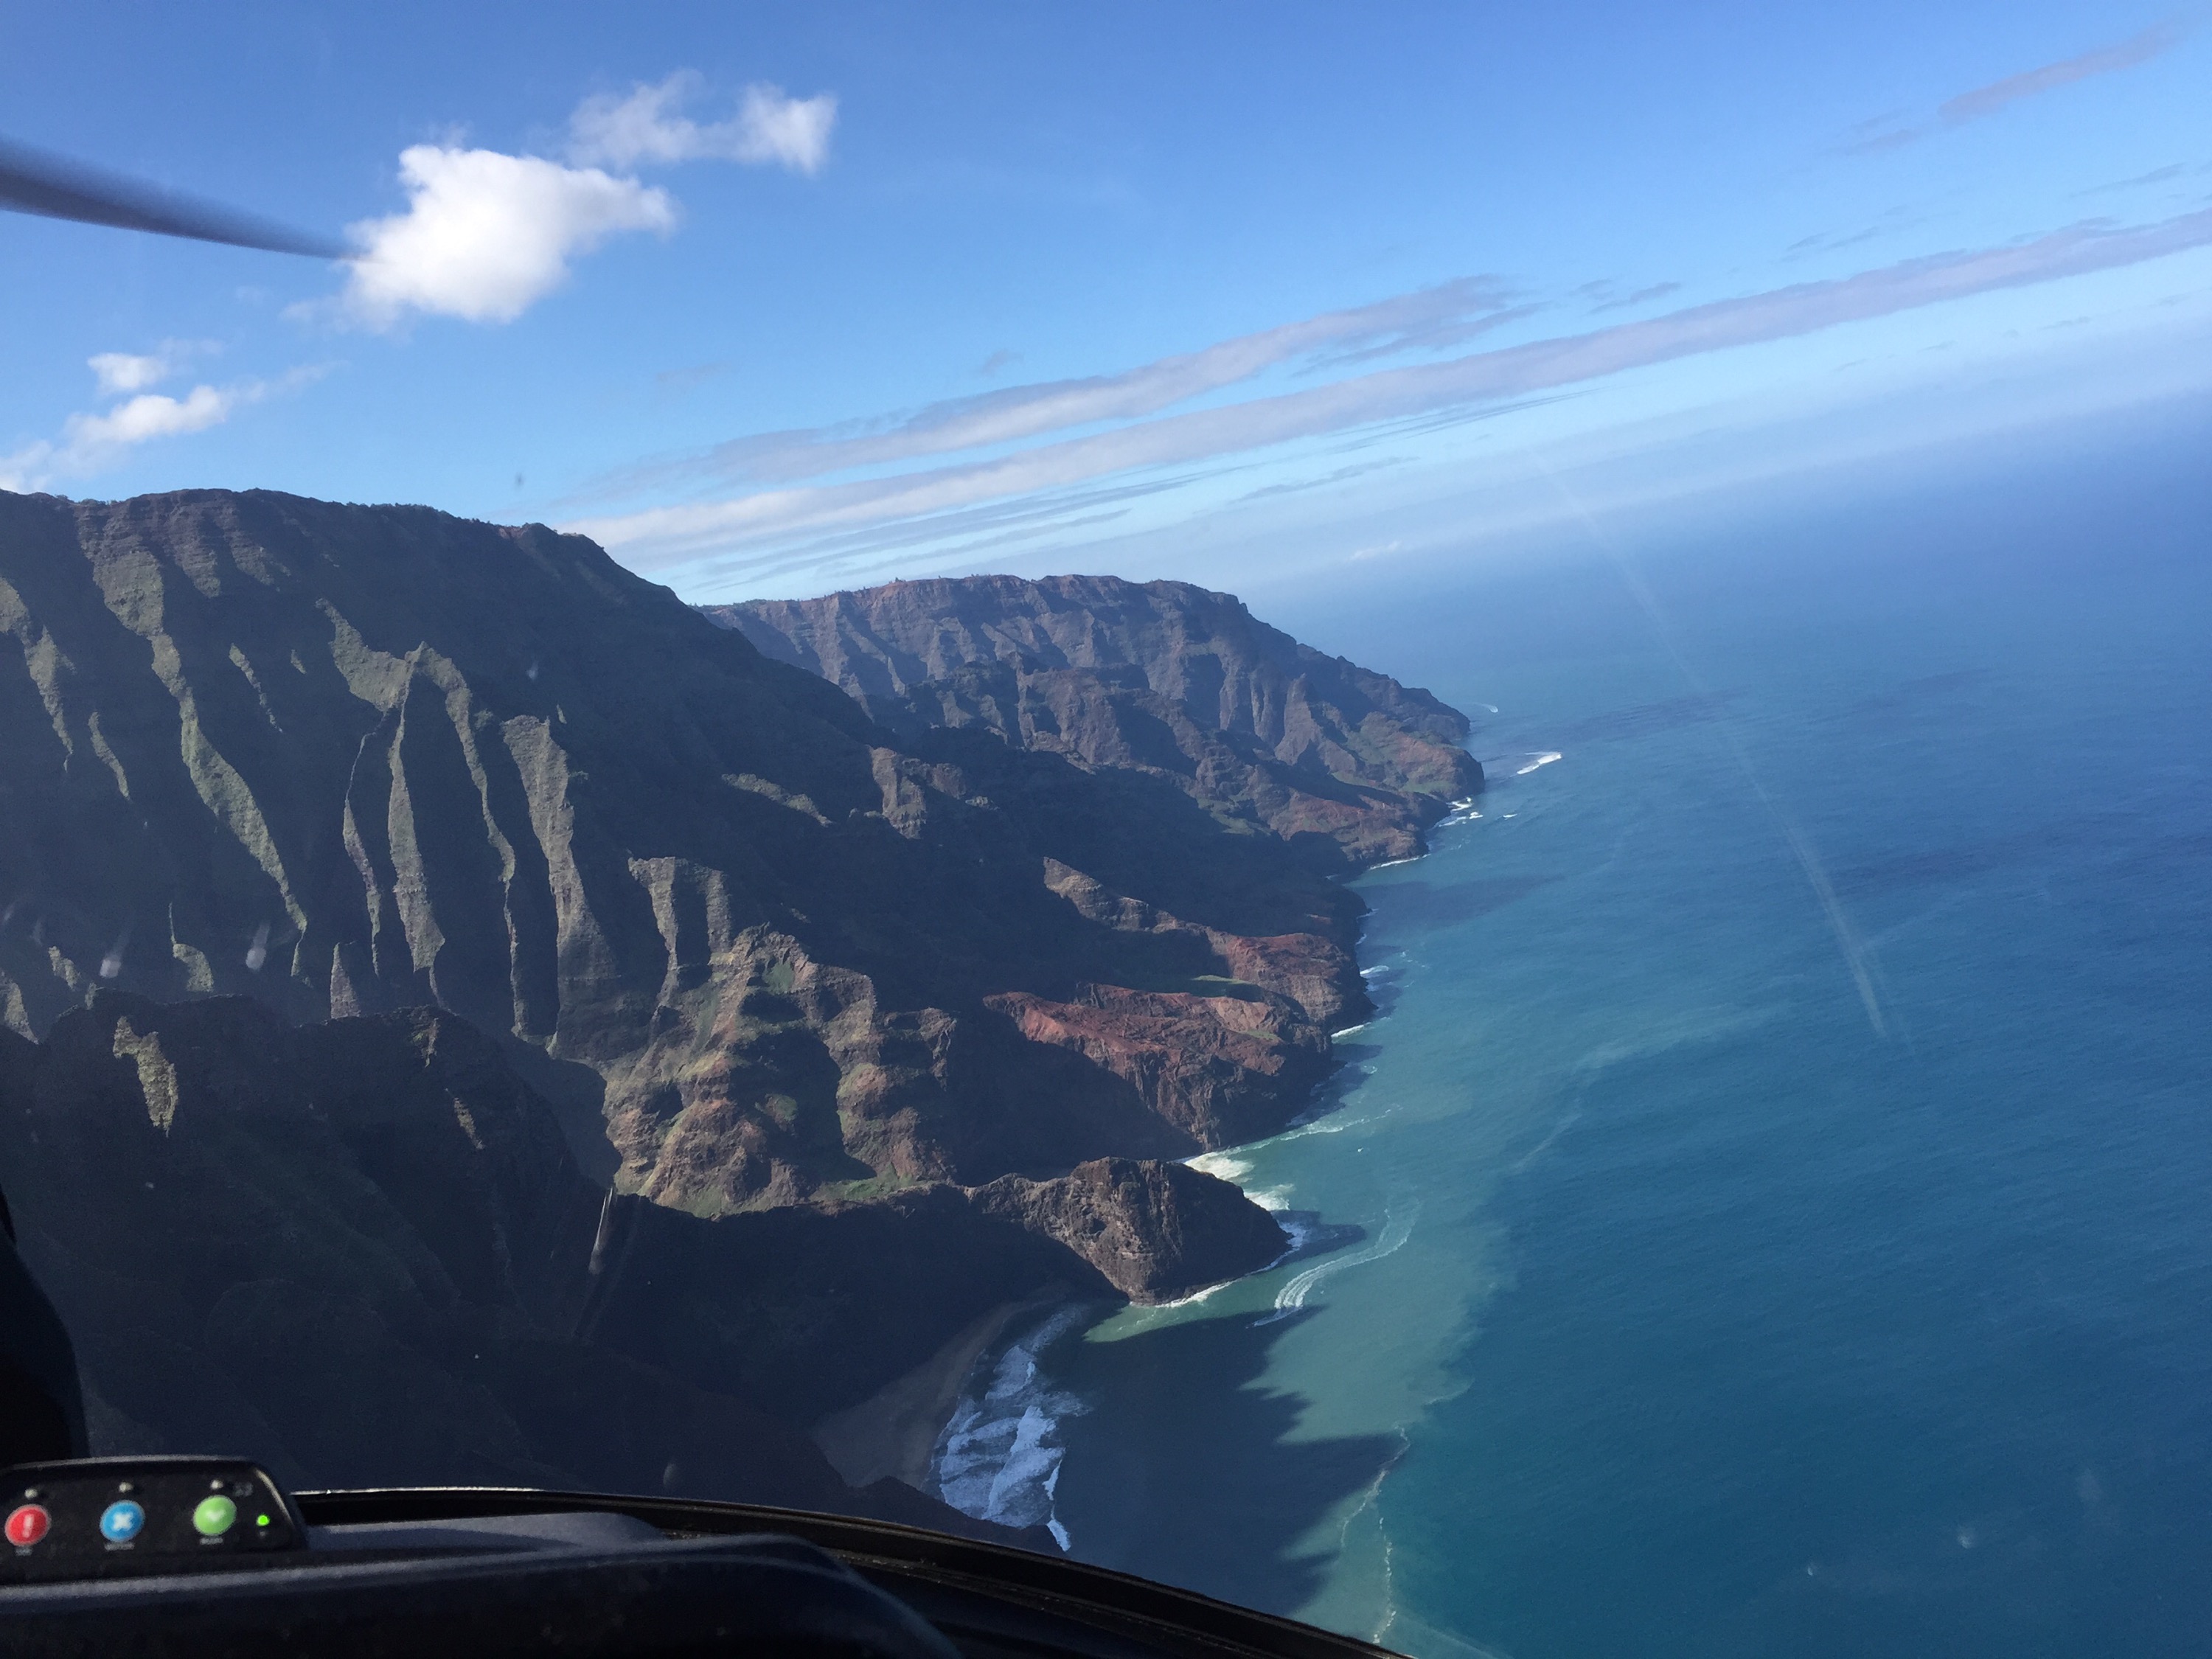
[710, 573, 1484, 870]
[0, 491, 1377, 1213]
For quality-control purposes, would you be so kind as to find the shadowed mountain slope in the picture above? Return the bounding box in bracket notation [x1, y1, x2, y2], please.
[0, 992, 1275, 1529]
[0, 490, 1389, 1212]
[711, 574, 1484, 871]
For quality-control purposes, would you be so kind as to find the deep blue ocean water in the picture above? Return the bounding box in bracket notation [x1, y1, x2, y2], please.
[936, 408, 2212, 1658]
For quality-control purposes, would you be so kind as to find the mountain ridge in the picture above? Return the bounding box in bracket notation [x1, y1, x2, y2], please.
[0, 489, 1400, 1211]
[713, 573, 1483, 872]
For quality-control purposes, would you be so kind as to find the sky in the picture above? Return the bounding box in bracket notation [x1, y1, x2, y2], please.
[1, 1, 2206, 604]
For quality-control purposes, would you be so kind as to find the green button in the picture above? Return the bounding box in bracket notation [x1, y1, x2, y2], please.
[192, 1495, 237, 1537]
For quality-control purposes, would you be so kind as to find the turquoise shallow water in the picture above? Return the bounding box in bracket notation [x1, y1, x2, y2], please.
[1009, 412, 2212, 1658]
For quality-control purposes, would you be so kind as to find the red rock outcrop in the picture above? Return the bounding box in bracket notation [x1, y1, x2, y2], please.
[987, 984, 1331, 1153]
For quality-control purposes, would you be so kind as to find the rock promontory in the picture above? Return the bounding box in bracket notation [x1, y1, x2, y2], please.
[710, 573, 1483, 871]
[972, 1158, 1290, 1302]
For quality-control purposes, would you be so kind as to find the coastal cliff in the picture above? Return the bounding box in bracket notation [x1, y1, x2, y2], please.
[712, 573, 1482, 872]
[0, 487, 1475, 1518]
[0, 491, 1382, 1204]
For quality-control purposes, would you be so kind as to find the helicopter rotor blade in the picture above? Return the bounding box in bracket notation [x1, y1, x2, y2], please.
[0, 137, 346, 259]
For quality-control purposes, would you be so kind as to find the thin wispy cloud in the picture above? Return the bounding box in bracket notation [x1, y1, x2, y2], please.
[1848, 21, 2188, 153]
[567, 207, 2212, 576]
[568, 72, 837, 175]
[598, 276, 1525, 494]
[2073, 162, 2188, 197]
[1938, 22, 2184, 123]
[1591, 282, 1683, 313]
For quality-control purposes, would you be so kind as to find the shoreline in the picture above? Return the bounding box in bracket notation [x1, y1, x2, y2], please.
[822, 821, 1446, 1520]
[811, 1287, 1068, 1490]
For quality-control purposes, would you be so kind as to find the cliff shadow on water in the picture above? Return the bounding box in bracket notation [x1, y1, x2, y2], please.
[1049, 1306, 1405, 1617]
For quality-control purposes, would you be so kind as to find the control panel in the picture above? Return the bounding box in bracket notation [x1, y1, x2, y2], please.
[1, 1458, 302, 1582]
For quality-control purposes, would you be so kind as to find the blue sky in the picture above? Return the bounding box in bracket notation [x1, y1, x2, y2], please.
[1, 1, 2205, 602]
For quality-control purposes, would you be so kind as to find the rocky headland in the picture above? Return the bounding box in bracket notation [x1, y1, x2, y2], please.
[712, 573, 1482, 872]
[0, 488, 1478, 1532]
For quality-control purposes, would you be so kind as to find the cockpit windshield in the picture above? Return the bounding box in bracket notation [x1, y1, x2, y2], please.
[3, 6, 2208, 1656]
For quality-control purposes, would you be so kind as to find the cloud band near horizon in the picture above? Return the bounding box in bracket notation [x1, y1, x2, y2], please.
[566, 207, 2212, 576]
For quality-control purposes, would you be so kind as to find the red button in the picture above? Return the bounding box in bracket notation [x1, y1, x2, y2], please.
[4, 1504, 49, 1547]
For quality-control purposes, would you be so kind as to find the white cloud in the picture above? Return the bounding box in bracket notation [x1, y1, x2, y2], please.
[86, 338, 221, 396]
[731, 83, 838, 175]
[88, 352, 169, 395]
[1, 363, 324, 492]
[68, 385, 237, 450]
[335, 145, 677, 330]
[312, 72, 832, 333]
[568, 72, 838, 175]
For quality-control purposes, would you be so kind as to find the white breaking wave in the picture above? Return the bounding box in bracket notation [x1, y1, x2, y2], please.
[1148, 1276, 1239, 1311]
[1184, 1152, 1252, 1183]
[930, 1304, 1092, 1548]
[1267, 1200, 1421, 1319]
[1514, 751, 1563, 776]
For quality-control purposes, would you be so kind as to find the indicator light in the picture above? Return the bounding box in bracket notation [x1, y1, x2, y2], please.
[256, 1513, 271, 1528]
[192, 1495, 237, 1537]
[99, 1500, 145, 1543]
[4, 1504, 49, 1548]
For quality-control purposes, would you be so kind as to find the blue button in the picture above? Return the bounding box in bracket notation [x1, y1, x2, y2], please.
[99, 1500, 145, 1543]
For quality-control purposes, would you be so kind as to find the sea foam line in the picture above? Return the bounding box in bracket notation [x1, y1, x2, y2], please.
[1267, 1200, 1421, 1320]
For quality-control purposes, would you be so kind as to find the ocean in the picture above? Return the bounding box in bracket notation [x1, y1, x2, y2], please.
[931, 404, 2212, 1658]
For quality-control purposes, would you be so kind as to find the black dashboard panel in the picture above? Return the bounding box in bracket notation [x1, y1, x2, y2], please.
[0, 1470, 1408, 1659]
[1, 1458, 302, 1582]
[296, 1487, 1405, 1659]
[0, 1534, 961, 1659]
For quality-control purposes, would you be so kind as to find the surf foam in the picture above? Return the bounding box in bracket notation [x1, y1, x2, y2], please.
[1266, 1200, 1421, 1321]
[929, 1302, 1093, 1548]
